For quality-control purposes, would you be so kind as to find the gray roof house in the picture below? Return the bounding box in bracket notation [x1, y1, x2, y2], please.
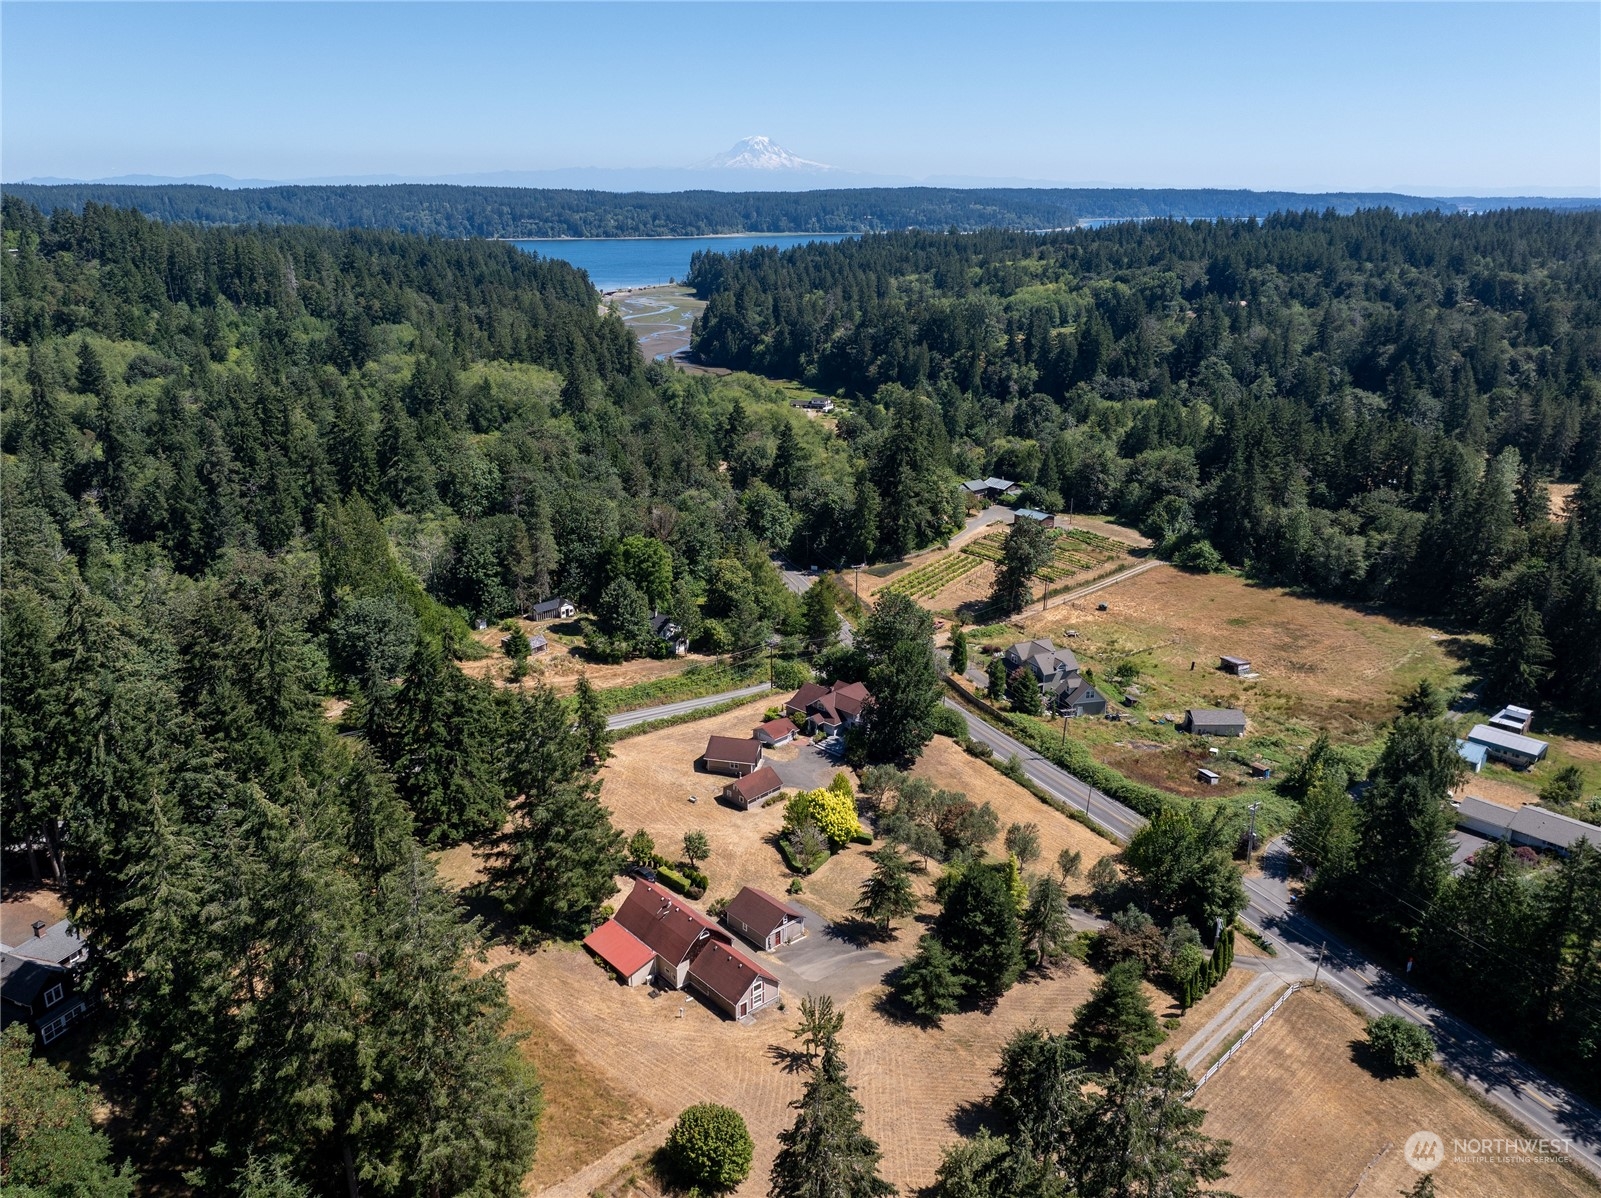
[1060, 680, 1108, 718]
[960, 477, 1018, 499]
[0, 920, 92, 1045]
[531, 596, 576, 620]
[1455, 796, 1596, 856]
[1464, 724, 1549, 769]
[1003, 638, 1081, 693]
[1182, 708, 1248, 737]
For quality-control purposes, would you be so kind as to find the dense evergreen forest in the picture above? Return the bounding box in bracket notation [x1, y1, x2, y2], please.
[689, 210, 1601, 716]
[8, 181, 1595, 240]
[0, 197, 921, 1192]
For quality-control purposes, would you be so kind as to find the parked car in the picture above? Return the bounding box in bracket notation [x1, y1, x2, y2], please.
[628, 865, 657, 882]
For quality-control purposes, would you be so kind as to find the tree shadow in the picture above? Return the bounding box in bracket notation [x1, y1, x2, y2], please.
[1349, 1037, 1418, 1080]
[766, 1042, 814, 1075]
[871, 982, 942, 1029]
[948, 1098, 996, 1137]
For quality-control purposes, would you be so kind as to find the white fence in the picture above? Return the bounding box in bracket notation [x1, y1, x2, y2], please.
[1187, 983, 1300, 1096]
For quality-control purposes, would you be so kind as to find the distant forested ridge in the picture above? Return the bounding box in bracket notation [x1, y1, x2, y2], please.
[5, 180, 1597, 240]
[689, 209, 1601, 715]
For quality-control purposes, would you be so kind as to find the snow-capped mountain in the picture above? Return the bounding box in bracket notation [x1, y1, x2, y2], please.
[695, 136, 835, 173]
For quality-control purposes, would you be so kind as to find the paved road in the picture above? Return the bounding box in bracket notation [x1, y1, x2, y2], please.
[1242, 840, 1601, 1176]
[773, 559, 855, 646]
[605, 683, 771, 730]
[942, 698, 1144, 842]
[949, 504, 1016, 549]
[944, 697, 1601, 1178]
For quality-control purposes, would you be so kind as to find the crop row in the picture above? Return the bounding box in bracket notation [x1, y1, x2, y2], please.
[880, 551, 983, 599]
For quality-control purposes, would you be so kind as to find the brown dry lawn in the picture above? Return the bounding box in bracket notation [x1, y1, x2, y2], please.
[907, 736, 1118, 896]
[460, 617, 714, 696]
[1011, 564, 1473, 743]
[1200, 987, 1600, 1198]
[0, 883, 66, 944]
[438, 709, 1268, 1195]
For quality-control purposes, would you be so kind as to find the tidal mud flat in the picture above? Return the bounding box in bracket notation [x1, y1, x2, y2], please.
[606, 285, 706, 361]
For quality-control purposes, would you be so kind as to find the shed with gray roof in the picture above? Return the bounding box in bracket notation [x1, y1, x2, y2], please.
[1464, 724, 1549, 769]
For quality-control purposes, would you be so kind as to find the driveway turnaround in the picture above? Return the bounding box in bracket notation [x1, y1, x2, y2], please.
[762, 903, 897, 1002]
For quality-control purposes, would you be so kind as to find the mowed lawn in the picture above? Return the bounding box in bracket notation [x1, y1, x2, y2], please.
[473, 718, 1277, 1195]
[1199, 987, 1601, 1198]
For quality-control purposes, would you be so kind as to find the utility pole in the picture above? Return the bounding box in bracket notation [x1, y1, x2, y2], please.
[853, 562, 864, 602]
[1060, 709, 1069, 750]
[1312, 941, 1327, 989]
[1245, 802, 1260, 867]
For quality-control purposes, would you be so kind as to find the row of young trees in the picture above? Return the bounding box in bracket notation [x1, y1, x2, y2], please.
[688, 210, 1601, 711]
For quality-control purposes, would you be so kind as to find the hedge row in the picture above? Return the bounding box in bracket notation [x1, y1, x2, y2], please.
[944, 681, 1171, 820]
[656, 864, 707, 900]
[777, 837, 830, 877]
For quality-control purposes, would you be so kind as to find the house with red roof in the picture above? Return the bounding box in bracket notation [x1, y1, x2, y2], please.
[722, 764, 784, 810]
[700, 735, 765, 777]
[783, 680, 872, 736]
[724, 886, 807, 951]
[582, 880, 782, 1018]
[754, 716, 797, 747]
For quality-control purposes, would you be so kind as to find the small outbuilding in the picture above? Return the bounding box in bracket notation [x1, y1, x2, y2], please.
[1196, 768, 1221, 786]
[531, 596, 576, 621]
[754, 717, 797, 748]
[581, 919, 657, 987]
[722, 765, 784, 810]
[701, 736, 764, 777]
[1490, 705, 1536, 734]
[1182, 708, 1247, 737]
[1248, 761, 1273, 779]
[1456, 740, 1489, 774]
[1465, 724, 1549, 770]
[724, 886, 807, 951]
[1218, 655, 1253, 677]
[1014, 508, 1058, 528]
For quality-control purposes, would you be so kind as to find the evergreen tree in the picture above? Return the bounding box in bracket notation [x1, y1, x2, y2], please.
[769, 1006, 895, 1198]
[1487, 599, 1552, 705]
[574, 673, 612, 766]
[854, 844, 918, 936]
[991, 1027, 1087, 1185]
[1350, 714, 1462, 934]
[802, 575, 842, 647]
[1069, 1055, 1231, 1198]
[1022, 872, 1074, 969]
[986, 654, 1008, 701]
[894, 935, 966, 1021]
[948, 625, 968, 676]
[861, 593, 941, 764]
[1070, 960, 1165, 1064]
[936, 862, 1025, 1002]
[1287, 769, 1358, 879]
[486, 682, 626, 940]
[989, 517, 1052, 614]
[1008, 668, 1044, 715]
[370, 635, 505, 845]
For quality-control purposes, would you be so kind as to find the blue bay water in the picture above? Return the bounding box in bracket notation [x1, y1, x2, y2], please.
[508, 233, 851, 291]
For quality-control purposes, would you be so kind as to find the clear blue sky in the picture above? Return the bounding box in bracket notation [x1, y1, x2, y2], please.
[4, 2, 1597, 193]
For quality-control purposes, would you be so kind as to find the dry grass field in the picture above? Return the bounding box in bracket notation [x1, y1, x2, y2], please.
[907, 736, 1119, 896]
[496, 934, 1260, 1197]
[1011, 563, 1473, 743]
[1199, 988, 1601, 1198]
[459, 618, 714, 696]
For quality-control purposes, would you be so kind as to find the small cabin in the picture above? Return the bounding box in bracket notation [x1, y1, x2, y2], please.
[1218, 655, 1253, 677]
[1248, 761, 1273, 779]
[1196, 768, 1221, 786]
